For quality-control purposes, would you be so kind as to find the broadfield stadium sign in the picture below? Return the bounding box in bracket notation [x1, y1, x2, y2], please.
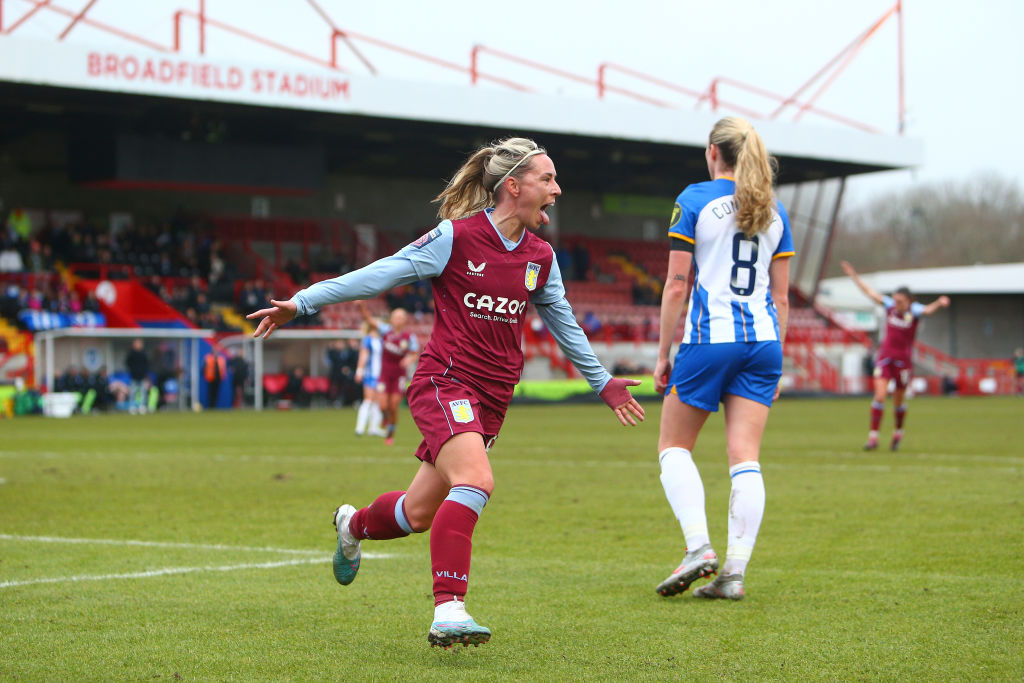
[1, 36, 353, 110]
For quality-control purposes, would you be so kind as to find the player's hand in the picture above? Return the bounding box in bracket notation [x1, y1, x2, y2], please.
[599, 377, 645, 427]
[938, 295, 951, 308]
[354, 368, 364, 383]
[247, 299, 297, 339]
[840, 261, 856, 277]
[773, 379, 783, 401]
[653, 358, 672, 394]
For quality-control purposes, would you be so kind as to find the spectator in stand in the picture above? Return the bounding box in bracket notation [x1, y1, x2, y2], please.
[195, 292, 211, 317]
[326, 340, 351, 407]
[144, 275, 162, 296]
[55, 366, 79, 393]
[125, 338, 151, 415]
[185, 276, 205, 310]
[203, 348, 227, 409]
[228, 348, 249, 408]
[26, 240, 51, 273]
[27, 289, 44, 311]
[91, 366, 113, 412]
[571, 242, 590, 281]
[239, 280, 267, 313]
[0, 238, 24, 273]
[285, 366, 310, 407]
[6, 208, 32, 243]
[555, 243, 572, 281]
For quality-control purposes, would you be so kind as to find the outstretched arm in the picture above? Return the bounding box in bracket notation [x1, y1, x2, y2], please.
[534, 298, 645, 426]
[247, 223, 453, 338]
[357, 301, 380, 332]
[921, 295, 951, 316]
[532, 253, 644, 426]
[841, 261, 885, 306]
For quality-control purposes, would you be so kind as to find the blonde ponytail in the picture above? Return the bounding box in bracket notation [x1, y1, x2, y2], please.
[709, 117, 777, 237]
[434, 137, 545, 220]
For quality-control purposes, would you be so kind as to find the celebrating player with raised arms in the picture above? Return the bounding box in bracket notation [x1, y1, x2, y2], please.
[248, 137, 644, 649]
[841, 261, 949, 450]
[654, 117, 792, 601]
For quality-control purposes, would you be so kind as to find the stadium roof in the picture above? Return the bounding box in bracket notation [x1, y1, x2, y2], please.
[817, 262, 1024, 310]
[0, 32, 922, 195]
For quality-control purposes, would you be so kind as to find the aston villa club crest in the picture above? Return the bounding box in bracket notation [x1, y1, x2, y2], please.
[449, 399, 474, 424]
[525, 262, 541, 291]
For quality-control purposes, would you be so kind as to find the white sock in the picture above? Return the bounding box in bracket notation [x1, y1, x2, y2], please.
[433, 597, 469, 622]
[369, 403, 384, 433]
[659, 448, 710, 551]
[355, 400, 371, 434]
[724, 461, 765, 576]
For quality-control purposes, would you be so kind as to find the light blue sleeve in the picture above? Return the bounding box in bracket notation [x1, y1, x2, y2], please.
[881, 295, 895, 311]
[291, 222, 453, 316]
[910, 302, 926, 317]
[409, 334, 420, 353]
[531, 250, 612, 393]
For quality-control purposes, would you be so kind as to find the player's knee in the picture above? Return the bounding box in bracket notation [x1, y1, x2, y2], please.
[406, 507, 434, 532]
[461, 472, 493, 497]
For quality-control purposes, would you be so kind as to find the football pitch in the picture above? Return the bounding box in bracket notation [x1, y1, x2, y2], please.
[2, 396, 1021, 680]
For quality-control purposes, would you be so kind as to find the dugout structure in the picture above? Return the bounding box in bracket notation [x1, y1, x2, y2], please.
[219, 328, 361, 411]
[34, 327, 214, 410]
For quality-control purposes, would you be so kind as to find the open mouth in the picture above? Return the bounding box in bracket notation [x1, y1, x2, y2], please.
[539, 202, 554, 225]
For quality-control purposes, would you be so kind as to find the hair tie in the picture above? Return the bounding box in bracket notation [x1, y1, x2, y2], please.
[491, 149, 543, 192]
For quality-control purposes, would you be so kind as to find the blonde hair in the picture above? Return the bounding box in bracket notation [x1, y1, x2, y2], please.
[433, 137, 546, 220]
[709, 117, 778, 237]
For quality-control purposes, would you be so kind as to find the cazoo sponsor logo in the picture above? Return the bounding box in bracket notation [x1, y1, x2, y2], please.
[463, 292, 527, 319]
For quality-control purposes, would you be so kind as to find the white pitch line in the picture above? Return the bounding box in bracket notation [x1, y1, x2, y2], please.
[0, 534, 328, 555]
[0, 557, 333, 589]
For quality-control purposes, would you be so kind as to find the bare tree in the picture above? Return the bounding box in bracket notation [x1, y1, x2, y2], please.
[829, 174, 1024, 274]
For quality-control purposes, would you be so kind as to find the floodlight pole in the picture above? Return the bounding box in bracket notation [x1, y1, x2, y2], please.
[198, 0, 205, 55]
[254, 337, 264, 411]
[897, 0, 906, 134]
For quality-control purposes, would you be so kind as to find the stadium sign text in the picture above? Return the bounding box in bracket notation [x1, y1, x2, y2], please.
[86, 52, 349, 101]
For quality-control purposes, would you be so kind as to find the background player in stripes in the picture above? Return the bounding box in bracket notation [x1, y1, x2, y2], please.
[353, 314, 386, 437]
[654, 117, 792, 601]
[247, 136, 644, 648]
[841, 261, 950, 450]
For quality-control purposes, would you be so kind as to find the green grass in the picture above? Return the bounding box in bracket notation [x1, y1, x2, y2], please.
[1, 396, 1022, 680]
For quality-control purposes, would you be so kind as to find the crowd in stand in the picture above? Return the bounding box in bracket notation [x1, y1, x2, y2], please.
[1, 278, 103, 326]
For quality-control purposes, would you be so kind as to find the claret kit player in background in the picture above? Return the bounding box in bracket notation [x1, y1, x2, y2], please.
[248, 137, 644, 649]
[654, 117, 792, 601]
[841, 261, 950, 450]
[357, 303, 419, 445]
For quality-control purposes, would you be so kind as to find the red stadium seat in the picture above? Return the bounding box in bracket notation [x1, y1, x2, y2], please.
[262, 373, 288, 396]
